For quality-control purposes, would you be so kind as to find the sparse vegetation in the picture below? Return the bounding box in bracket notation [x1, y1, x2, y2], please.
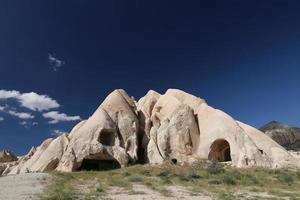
[276, 171, 294, 185]
[40, 161, 300, 200]
[127, 174, 144, 182]
[222, 174, 236, 185]
[297, 170, 300, 179]
[206, 161, 225, 174]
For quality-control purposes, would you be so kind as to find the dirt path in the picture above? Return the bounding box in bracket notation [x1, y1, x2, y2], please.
[0, 173, 52, 200]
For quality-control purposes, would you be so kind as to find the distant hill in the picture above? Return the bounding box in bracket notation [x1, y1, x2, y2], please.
[260, 121, 300, 151]
[0, 150, 18, 163]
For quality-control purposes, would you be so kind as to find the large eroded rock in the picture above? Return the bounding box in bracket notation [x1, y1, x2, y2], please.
[56, 106, 128, 172]
[3, 89, 300, 175]
[137, 90, 161, 162]
[147, 91, 201, 164]
[100, 89, 139, 163]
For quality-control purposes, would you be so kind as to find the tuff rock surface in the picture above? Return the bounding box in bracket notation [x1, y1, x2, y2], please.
[2, 89, 300, 175]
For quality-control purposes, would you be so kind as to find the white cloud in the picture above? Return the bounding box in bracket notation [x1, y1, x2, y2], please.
[0, 90, 60, 111]
[48, 53, 65, 71]
[8, 110, 34, 119]
[51, 129, 67, 136]
[43, 111, 81, 124]
[18, 92, 60, 111]
[0, 89, 80, 126]
[0, 117, 4, 121]
[0, 90, 20, 99]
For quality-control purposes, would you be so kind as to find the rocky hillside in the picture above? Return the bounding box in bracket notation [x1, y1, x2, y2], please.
[260, 121, 300, 151]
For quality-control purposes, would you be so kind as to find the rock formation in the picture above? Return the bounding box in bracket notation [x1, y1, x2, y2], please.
[260, 121, 300, 151]
[0, 150, 17, 163]
[1, 89, 300, 175]
[0, 150, 18, 175]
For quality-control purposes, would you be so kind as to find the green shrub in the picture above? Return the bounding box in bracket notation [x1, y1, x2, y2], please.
[157, 170, 173, 183]
[109, 178, 129, 187]
[123, 171, 131, 176]
[276, 172, 294, 185]
[186, 171, 202, 179]
[274, 169, 282, 174]
[128, 174, 144, 182]
[206, 162, 225, 175]
[41, 188, 73, 200]
[162, 177, 172, 184]
[158, 170, 171, 177]
[223, 174, 237, 185]
[140, 169, 151, 176]
[228, 170, 242, 180]
[177, 171, 202, 182]
[208, 179, 222, 185]
[178, 174, 189, 182]
[244, 174, 259, 185]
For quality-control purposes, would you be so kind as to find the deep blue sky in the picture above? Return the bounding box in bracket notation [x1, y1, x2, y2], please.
[1, 0, 300, 155]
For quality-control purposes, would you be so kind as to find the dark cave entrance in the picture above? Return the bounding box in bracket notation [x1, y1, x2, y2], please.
[208, 139, 232, 162]
[98, 130, 115, 146]
[171, 158, 177, 164]
[78, 159, 121, 171]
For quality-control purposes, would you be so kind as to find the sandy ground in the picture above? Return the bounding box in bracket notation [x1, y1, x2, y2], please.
[105, 184, 213, 200]
[0, 173, 52, 200]
[75, 180, 213, 200]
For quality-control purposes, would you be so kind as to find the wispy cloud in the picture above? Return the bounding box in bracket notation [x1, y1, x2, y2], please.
[0, 90, 60, 111]
[48, 53, 65, 71]
[0, 104, 34, 120]
[51, 129, 67, 136]
[0, 117, 4, 121]
[19, 121, 39, 128]
[43, 111, 81, 124]
[8, 110, 34, 119]
[19, 121, 28, 128]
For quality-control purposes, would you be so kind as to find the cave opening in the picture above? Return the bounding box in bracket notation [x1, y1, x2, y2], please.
[208, 139, 232, 162]
[99, 130, 115, 146]
[78, 159, 121, 171]
[171, 158, 177, 164]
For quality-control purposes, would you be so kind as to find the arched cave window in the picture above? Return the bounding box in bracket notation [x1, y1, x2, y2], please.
[208, 139, 232, 162]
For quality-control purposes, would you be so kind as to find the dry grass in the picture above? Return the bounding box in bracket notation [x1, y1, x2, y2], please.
[40, 161, 300, 200]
